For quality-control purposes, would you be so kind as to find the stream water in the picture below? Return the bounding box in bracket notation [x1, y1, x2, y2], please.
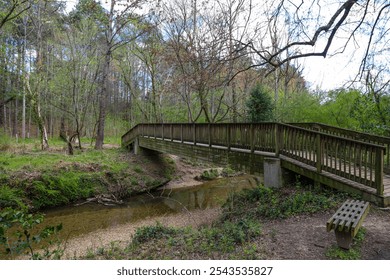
[42, 174, 261, 241]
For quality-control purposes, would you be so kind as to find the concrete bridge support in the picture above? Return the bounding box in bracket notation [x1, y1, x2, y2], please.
[133, 137, 140, 155]
[264, 158, 282, 188]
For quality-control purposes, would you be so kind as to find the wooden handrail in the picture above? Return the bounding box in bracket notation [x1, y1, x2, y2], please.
[292, 122, 390, 171]
[290, 122, 390, 144]
[122, 122, 386, 196]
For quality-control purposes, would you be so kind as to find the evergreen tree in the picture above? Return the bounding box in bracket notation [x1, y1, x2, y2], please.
[246, 84, 274, 122]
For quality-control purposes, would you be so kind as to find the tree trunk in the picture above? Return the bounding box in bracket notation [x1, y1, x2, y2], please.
[95, 49, 110, 149]
[95, 1, 115, 149]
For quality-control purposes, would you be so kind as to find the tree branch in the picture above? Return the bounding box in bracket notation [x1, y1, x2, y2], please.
[267, 0, 357, 68]
[0, 0, 30, 30]
[360, 3, 390, 76]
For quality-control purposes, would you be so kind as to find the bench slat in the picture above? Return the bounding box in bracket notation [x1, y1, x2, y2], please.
[327, 199, 370, 237]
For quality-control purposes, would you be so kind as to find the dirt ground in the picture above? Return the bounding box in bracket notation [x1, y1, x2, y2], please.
[258, 207, 390, 259]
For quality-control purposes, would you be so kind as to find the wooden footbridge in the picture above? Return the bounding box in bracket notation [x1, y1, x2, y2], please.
[122, 122, 390, 207]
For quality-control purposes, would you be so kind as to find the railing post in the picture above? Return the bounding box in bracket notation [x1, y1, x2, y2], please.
[170, 124, 173, 142]
[153, 124, 156, 139]
[208, 123, 212, 147]
[181, 124, 183, 143]
[316, 133, 322, 173]
[227, 125, 231, 151]
[375, 148, 384, 196]
[193, 123, 197, 145]
[162, 123, 164, 140]
[274, 123, 280, 156]
[250, 123, 254, 153]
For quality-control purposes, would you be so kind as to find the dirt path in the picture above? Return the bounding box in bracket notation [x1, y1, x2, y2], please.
[162, 155, 213, 189]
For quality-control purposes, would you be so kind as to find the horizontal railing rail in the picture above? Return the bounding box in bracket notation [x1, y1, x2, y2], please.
[279, 123, 385, 195]
[291, 122, 390, 172]
[122, 122, 385, 196]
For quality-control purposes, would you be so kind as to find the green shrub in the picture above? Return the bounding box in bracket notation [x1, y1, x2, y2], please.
[200, 169, 220, 180]
[0, 185, 26, 209]
[0, 208, 63, 259]
[192, 218, 262, 253]
[133, 165, 143, 174]
[29, 172, 97, 209]
[132, 222, 179, 244]
[31, 180, 64, 208]
[222, 184, 341, 221]
[0, 133, 11, 151]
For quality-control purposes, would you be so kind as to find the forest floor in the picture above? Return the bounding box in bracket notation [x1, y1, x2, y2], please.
[256, 207, 390, 259]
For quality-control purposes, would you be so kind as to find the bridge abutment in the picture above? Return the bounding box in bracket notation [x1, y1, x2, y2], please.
[264, 158, 282, 188]
[133, 137, 140, 155]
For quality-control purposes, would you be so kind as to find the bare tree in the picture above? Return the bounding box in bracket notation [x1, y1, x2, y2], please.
[24, 0, 52, 150]
[95, 0, 148, 149]
[238, 0, 390, 81]
[161, 0, 253, 123]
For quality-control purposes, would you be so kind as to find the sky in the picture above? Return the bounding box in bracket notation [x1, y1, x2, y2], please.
[64, 0, 362, 91]
[300, 25, 367, 91]
[303, 49, 362, 91]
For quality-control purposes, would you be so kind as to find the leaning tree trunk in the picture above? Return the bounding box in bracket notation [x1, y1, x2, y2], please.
[25, 75, 49, 150]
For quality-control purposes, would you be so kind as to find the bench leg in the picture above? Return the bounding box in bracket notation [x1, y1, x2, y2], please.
[334, 231, 352, 249]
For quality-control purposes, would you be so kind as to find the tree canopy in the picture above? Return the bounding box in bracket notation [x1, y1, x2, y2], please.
[1, 0, 390, 149]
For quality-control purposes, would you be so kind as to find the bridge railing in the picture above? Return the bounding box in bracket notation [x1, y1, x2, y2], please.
[291, 122, 390, 172]
[122, 122, 385, 196]
[280, 123, 385, 195]
[121, 125, 139, 147]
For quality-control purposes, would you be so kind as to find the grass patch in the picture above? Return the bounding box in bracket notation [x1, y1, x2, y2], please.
[85, 219, 263, 260]
[0, 133, 11, 151]
[0, 186, 26, 209]
[222, 186, 342, 223]
[132, 222, 180, 244]
[326, 227, 367, 260]
[0, 149, 124, 172]
[0, 144, 172, 210]
[221, 184, 345, 222]
[200, 169, 220, 180]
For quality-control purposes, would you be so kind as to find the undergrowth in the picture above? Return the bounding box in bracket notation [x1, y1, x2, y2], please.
[220, 184, 346, 222]
[0, 147, 173, 210]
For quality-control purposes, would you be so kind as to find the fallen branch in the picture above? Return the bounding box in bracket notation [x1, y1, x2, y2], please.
[74, 194, 123, 207]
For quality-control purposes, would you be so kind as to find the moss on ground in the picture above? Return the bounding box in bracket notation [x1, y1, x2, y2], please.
[0, 146, 175, 211]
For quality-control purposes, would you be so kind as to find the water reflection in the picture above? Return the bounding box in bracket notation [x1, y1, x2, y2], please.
[42, 175, 261, 240]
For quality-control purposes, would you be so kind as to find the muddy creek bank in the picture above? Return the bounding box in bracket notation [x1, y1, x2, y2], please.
[42, 174, 261, 242]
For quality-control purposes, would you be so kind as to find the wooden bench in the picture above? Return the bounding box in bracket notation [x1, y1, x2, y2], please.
[326, 200, 370, 249]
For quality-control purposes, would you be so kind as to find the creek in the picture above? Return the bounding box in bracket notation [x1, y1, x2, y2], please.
[42, 174, 261, 241]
